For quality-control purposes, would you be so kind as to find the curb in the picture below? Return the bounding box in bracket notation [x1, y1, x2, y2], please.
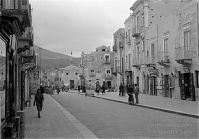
[92, 95, 199, 119]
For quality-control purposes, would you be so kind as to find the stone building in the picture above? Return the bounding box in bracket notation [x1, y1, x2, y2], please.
[81, 46, 116, 90]
[126, 0, 199, 100]
[112, 28, 125, 91]
[60, 65, 82, 89]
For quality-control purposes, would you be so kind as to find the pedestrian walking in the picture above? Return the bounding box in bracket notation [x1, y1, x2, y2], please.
[101, 82, 106, 95]
[33, 88, 44, 118]
[95, 80, 100, 95]
[119, 83, 123, 96]
[78, 85, 81, 92]
[134, 84, 139, 104]
[127, 84, 134, 105]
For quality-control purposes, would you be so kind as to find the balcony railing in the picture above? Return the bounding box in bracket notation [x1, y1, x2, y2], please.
[0, 0, 32, 28]
[146, 56, 156, 67]
[132, 27, 140, 38]
[104, 60, 110, 64]
[157, 51, 170, 66]
[132, 57, 140, 68]
[175, 47, 191, 60]
[175, 47, 192, 65]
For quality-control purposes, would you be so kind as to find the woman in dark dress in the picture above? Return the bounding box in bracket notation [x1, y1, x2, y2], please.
[33, 88, 44, 118]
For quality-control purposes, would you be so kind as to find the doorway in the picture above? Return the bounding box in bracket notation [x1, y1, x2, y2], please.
[70, 80, 74, 89]
[107, 81, 111, 88]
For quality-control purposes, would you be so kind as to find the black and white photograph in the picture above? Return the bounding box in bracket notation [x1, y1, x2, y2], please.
[0, 0, 199, 138]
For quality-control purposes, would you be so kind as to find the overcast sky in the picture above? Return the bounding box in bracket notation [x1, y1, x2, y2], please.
[30, 0, 135, 57]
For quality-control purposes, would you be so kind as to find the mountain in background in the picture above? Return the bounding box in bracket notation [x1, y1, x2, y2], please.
[34, 45, 81, 71]
[0, 45, 81, 71]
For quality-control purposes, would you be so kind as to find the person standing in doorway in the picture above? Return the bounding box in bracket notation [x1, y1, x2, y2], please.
[33, 88, 44, 118]
[134, 84, 139, 104]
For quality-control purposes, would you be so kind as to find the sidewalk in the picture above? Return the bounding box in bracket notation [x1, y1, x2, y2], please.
[92, 91, 199, 118]
[24, 94, 97, 139]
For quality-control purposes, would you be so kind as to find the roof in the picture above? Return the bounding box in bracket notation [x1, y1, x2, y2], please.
[60, 65, 81, 71]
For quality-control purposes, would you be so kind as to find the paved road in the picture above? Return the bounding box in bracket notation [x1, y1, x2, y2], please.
[52, 92, 199, 138]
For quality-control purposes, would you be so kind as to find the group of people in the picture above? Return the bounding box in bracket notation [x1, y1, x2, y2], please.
[119, 83, 139, 105]
[95, 81, 106, 95]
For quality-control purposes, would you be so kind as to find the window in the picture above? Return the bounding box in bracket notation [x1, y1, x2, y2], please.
[22, 0, 26, 5]
[66, 73, 68, 75]
[104, 54, 110, 63]
[128, 29, 130, 44]
[151, 43, 155, 57]
[163, 38, 168, 60]
[102, 49, 105, 52]
[142, 40, 145, 51]
[163, 38, 168, 52]
[184, 30, 190, 51]
[136, 16, 139, 33]
[91, 70, 94, 72]
[107, 70, 111, 74]
[196, 71, 199, 88]
[128, 54, 131, 69]
[75, 73, 78, 75]
[137, 46, 139, 60]
[89, 80, 91, 82]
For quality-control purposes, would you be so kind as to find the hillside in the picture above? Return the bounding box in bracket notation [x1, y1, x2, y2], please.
[0, 45, 81, 70]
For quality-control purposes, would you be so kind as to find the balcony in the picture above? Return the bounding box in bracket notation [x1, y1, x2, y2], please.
[111, 67, 117, 76]
[105, 74, 113, 80]
[132, 27, 140, 38]
[104, 60, 110, 64]
[132, 57, 140, 68]
[157, 51, 170, 66]
[175, 47, 192, 65]
[117, 66, 124, 75]
[146, 56, 156, 67]
[0, 1, 32, 29]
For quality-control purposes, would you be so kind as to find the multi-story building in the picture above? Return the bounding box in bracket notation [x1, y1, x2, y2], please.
[124, 15, 135, 87]
[113, 28, 125, 91]
[81, 46, 116, 90]
[0, 0, 35, 137]
[128, 0, 198, 101]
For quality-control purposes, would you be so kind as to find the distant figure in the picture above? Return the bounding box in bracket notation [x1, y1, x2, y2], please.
[78, 85, 81, 92]
[127, 84, 134, 105]
[119, 83, 124, 96]
[33, 88, 44, 118]
[101, 82, 106, 95]
[134, 84, 139, 104]
[95, 80, 100, 95]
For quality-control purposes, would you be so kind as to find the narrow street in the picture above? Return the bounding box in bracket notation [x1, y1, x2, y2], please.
[52, 92, 199, 138]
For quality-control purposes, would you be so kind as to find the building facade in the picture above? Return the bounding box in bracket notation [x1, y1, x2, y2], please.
[81, 46, 116, 90]
[112, 28, 125, 91]
[60, 65, 82, 89]
[126, 0, 199, 101]
[0, 0, 35, 138]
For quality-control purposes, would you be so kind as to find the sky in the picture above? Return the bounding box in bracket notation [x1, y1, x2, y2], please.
[30, 0, 136, 57]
